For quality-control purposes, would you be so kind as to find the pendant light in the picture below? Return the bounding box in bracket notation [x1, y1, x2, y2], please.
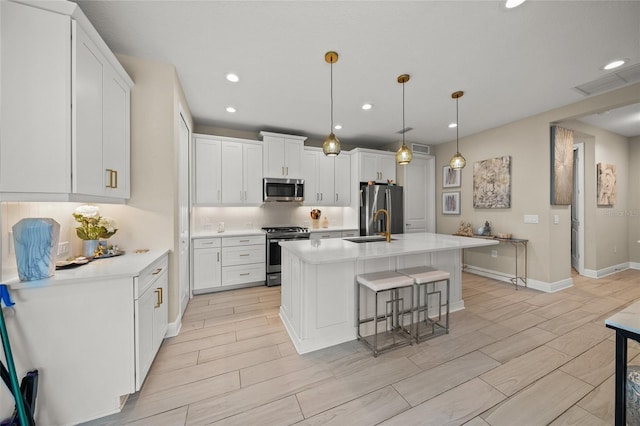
[449, 90, 466, 170]
[323, 51, 341, 156]
[395, 74, 412, 165]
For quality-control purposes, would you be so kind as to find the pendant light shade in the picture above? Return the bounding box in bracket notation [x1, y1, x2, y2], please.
[396, 74, 412, 165]
[449, 90, 466, 170]
[323, 51, 341, 157]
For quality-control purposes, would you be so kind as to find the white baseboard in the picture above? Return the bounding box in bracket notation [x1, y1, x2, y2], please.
[166, 318, 182, 338]
[630, 262, 640, 270]
[464, 265, 572, 293]
[584, 262, 630, 278]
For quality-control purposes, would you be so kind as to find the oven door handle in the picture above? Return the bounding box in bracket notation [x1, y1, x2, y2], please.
[269, 237, 309, 243]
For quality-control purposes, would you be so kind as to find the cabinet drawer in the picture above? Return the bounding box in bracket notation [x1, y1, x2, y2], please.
[222, 263, 266, 286]
[194, 238, 221, 249]
[341, 230, 358, 237]
[135, 255, 169, 298]
[310, 231, 342, 240]
[222, 235, 265, 247]
[222, 245, 265, 266]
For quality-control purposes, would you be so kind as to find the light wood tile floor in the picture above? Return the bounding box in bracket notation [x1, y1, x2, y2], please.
[84, 270, 640, 425]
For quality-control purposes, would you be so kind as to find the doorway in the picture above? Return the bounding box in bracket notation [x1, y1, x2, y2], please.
[571, 142, 585, 275]
[178, 109, 191, 317]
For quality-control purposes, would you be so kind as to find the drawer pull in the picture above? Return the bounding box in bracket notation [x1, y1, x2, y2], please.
[239, 253, 250, 257]
[239, 239, 250, 243]
[202, 241, 214, 245]
[152, 268, 162, 275]
[154, 287, 163, 307]
[240, 272, 250, 276]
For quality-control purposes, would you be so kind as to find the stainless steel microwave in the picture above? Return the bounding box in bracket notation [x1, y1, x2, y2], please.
[263, 178, 304, 202]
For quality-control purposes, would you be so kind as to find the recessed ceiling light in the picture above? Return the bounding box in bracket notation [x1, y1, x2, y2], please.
[226, 106, 236, 113]
[334, 124, 342, 130]
[362, 103, 373, 110]
[604, 59, 626, 70]
[505, 0, 526, 8]
[448, 123, 457, 128]
[226, 73, 239, 82]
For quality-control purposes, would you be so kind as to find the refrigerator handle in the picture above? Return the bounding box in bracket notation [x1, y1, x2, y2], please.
[359, 189, 364, 207]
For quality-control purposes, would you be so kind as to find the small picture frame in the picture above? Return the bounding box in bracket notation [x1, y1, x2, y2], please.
[443, 166, 461, 188]
[442, 191, 460, 215]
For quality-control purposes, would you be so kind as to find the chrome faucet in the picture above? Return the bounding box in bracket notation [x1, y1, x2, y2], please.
[374, 208, 392, 242]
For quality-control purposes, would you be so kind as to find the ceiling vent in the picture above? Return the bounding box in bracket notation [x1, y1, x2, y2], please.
[411, 143, 430, 155]
[574, 63, 640, 96]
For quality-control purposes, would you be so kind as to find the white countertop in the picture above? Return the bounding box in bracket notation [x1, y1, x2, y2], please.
[6, 249, 169, 289]
[192, 229, 265, 238]
[279, 232, 499, 264]
[606, 301, 640, 335]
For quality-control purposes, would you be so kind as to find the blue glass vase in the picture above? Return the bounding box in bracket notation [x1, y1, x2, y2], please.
[12, 218, 60, 281]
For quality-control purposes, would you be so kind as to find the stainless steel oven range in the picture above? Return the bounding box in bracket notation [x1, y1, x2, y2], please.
[262, 226, 310, 286]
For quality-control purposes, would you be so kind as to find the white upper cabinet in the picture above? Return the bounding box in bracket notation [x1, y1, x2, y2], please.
[303, 148, 351, 206]
[0, 1, 133, 203]
[193, 134, 262, 206]
[260, 131, 307, 179]
[354, 148, 396, 183]
[194, 137, 222, 204]
[333, 154, 351, 206]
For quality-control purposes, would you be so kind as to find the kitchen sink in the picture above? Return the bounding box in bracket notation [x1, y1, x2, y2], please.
[343, 236, 395, 243]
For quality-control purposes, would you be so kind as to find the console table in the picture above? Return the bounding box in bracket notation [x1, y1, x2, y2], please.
[457, 235, 528, 289]
[605, 302, 640, 425]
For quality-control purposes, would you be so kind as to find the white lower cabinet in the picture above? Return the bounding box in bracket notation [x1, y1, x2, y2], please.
[193, 238, 222, 292]
[192, 234, 265, 293]
[310, 230, 358, 240]
[134, 254, 169, 391]
[0, 251, 168, 425]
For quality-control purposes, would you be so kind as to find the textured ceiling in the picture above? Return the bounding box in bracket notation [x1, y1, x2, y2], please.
[75, 0, 640, 145]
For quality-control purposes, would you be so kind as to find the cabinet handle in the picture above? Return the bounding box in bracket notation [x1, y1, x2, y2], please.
[202, 241, 214, 245]
[282, 166, 285, 176]
[152, 268, 162, 275]
[286, 166, 289, 176]
[239, 239, 250, 242]
[240, 272, 250, 276]
[217, 252, 220, 262]
[154, 288, 163, 308]
[239, 253, 250, 257]
[320, 193, 323, 201]
[244, 190, 247, 201]
[316, 193, 319, 201]
[106, 169, 118, 189]
[336, 193, 338, 202]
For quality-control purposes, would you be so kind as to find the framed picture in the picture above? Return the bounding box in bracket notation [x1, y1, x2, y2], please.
[597, 162, 616, 206]
[550, 126, 574, 205]
[443, 166, 461, 188]
[473, 156, 511, 208]
[442, 191, 460, 215]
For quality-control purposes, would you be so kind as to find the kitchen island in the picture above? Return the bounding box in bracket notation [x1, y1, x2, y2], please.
[279, 232, 498, 354]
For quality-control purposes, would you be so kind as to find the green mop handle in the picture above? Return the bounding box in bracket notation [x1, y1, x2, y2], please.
[0, 285, 29, 426]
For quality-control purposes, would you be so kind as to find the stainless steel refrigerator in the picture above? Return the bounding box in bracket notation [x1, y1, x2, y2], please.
[359, 184, 404, 236]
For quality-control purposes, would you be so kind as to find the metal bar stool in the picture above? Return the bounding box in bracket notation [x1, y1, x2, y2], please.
[397, 266, 450, 343]
[356, 271, 415, 357]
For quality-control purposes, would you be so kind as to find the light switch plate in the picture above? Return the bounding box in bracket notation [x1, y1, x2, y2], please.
[524, 214, 539, 224]
[553, 215, 560, 225]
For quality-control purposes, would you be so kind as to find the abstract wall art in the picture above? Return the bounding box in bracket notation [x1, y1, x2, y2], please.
[473, 156, 511, 208]
[443, 165, 461, 188]
[550, 126, 574, 205]
[442, 191, 460, 215]
[597, 162, 616, 206]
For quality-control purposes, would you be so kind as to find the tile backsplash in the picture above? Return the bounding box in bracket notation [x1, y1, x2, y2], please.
[192, 204, 357, 233]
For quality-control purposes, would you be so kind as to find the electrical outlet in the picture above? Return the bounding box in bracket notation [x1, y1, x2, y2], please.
[57, 241, 70, 256]
[524, 215, 539, 224]
[491, 250, 498, 258]
[553, 215, 560, 225]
